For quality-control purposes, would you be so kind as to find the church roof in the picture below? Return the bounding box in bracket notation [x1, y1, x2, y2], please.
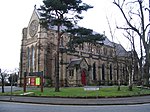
[34, 6, 44, 19]
[98, 37, 128, 57]
[101, 37, 114, 47]
[115, 43, 128, 57]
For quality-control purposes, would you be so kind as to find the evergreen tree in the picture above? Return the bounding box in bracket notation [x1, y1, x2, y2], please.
[39, 0, 93, 92]
[67, 27, 105, 51]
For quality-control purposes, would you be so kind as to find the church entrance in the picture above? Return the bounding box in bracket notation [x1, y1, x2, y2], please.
[81, 69, 86, 85]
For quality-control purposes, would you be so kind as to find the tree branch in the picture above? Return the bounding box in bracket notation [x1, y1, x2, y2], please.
[138, 0, 146, 49]
[126, 1, 138, 5]
[116, 26, 132, 30]
[144, 23, 150, 33]
[129, 10, 141, 18]
[113, 1, 142, 38]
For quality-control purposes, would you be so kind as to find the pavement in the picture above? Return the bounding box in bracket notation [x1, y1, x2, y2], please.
[1, 95, 150, 105]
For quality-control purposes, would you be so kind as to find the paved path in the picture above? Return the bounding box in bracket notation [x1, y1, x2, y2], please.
[1, 95, 150, 105]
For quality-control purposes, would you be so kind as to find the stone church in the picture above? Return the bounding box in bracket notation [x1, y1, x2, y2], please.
[19, 7, 135, 87]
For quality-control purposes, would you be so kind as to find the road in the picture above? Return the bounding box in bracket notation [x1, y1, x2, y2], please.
[0, 86, 37, 92]
[0, 86, 22, 92]
[0, 102, 150, 112]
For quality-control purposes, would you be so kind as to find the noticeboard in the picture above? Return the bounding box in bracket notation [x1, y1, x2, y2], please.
[27, 77, 41, 86]
[24, 71, 43, 92]
[35, 77, 40, 86]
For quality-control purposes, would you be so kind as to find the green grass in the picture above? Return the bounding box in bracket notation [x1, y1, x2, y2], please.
[1, 86, 150, 98]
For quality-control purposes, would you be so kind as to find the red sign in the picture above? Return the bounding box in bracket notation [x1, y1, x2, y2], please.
[30, 77, 35, 86]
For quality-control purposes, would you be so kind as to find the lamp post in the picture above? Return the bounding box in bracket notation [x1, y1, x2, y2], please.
[10, 73, 13, 101]
[98, 40, 104, 86]
[59, 46, 66, 86]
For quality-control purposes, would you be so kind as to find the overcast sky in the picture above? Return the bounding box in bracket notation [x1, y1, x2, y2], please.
[0, 0, 149, 70]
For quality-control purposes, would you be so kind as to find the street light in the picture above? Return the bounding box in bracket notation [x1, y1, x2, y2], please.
[59, 46, 65, 86]
[10, 73, 13, 101]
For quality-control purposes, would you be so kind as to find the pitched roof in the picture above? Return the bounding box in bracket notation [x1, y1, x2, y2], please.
[101, 37, 114, 47]
[98, 37, 128, 57]
[68, 58, 82, 68]
[114, 43, 128, 57]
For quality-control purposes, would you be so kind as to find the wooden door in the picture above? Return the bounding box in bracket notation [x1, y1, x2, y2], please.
[81, 70, 86, 85]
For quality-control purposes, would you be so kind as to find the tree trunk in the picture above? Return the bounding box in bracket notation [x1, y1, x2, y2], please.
[144, 62, 149, 86]
[128, 67, 133, 91]
[55, 48, 60, 92]
[129, 46, 134, 91]
[2, 76, 5, 93]
[118, 79, 121, 91]
[55, 25, 61, 92]
[145, 47, 150, 86]
[117, 63, 121, 91]
[139, 37, 144, 85]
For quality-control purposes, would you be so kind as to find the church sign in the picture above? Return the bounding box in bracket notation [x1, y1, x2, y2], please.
[23, 71, 43, 92]
[28, 77, 41, 86]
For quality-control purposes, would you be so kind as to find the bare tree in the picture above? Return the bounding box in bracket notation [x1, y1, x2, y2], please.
[106, 16, 129, 91]
[106, 16, 120, 91]
[123, 30, 138, 90]
[113, 0, 150, 86]
[0, 69, 9, 93]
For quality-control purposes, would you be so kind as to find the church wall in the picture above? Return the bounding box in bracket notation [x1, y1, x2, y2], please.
[19, 28, 28, 86]
[58, 47, 129, 86]
[20, 28, 130, 87]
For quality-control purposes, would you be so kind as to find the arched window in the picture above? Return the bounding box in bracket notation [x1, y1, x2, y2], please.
[110, 64, 112, 80]
[34, 45, 37, 71]
[27, 47, 30, 69]
[60, 36, 64, 47]
[104, 48, 107, 55]
[69, 69, 74, 77]
[31, 46, 35, 70]
[93, 62, 96, 80]
[117, 65, 119, 80]
[102, 64, 105, 80]
[109, 50, 113, 57]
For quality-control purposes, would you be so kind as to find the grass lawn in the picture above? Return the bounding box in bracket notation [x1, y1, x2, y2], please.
[1, 86, 150, 98]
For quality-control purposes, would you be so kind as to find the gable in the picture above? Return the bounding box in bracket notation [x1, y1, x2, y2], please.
[80, 58, 88, 69]
[27, 7, 40, 39]
[68, 58, 88, 70]
[68, 58, 82, 69]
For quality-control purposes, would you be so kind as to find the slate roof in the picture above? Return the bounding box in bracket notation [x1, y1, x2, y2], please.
[115, 43, 128, 57]
[98, 37, 114, 47]
[97, 37, 128, 57]
[68, 58, 82, 68]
